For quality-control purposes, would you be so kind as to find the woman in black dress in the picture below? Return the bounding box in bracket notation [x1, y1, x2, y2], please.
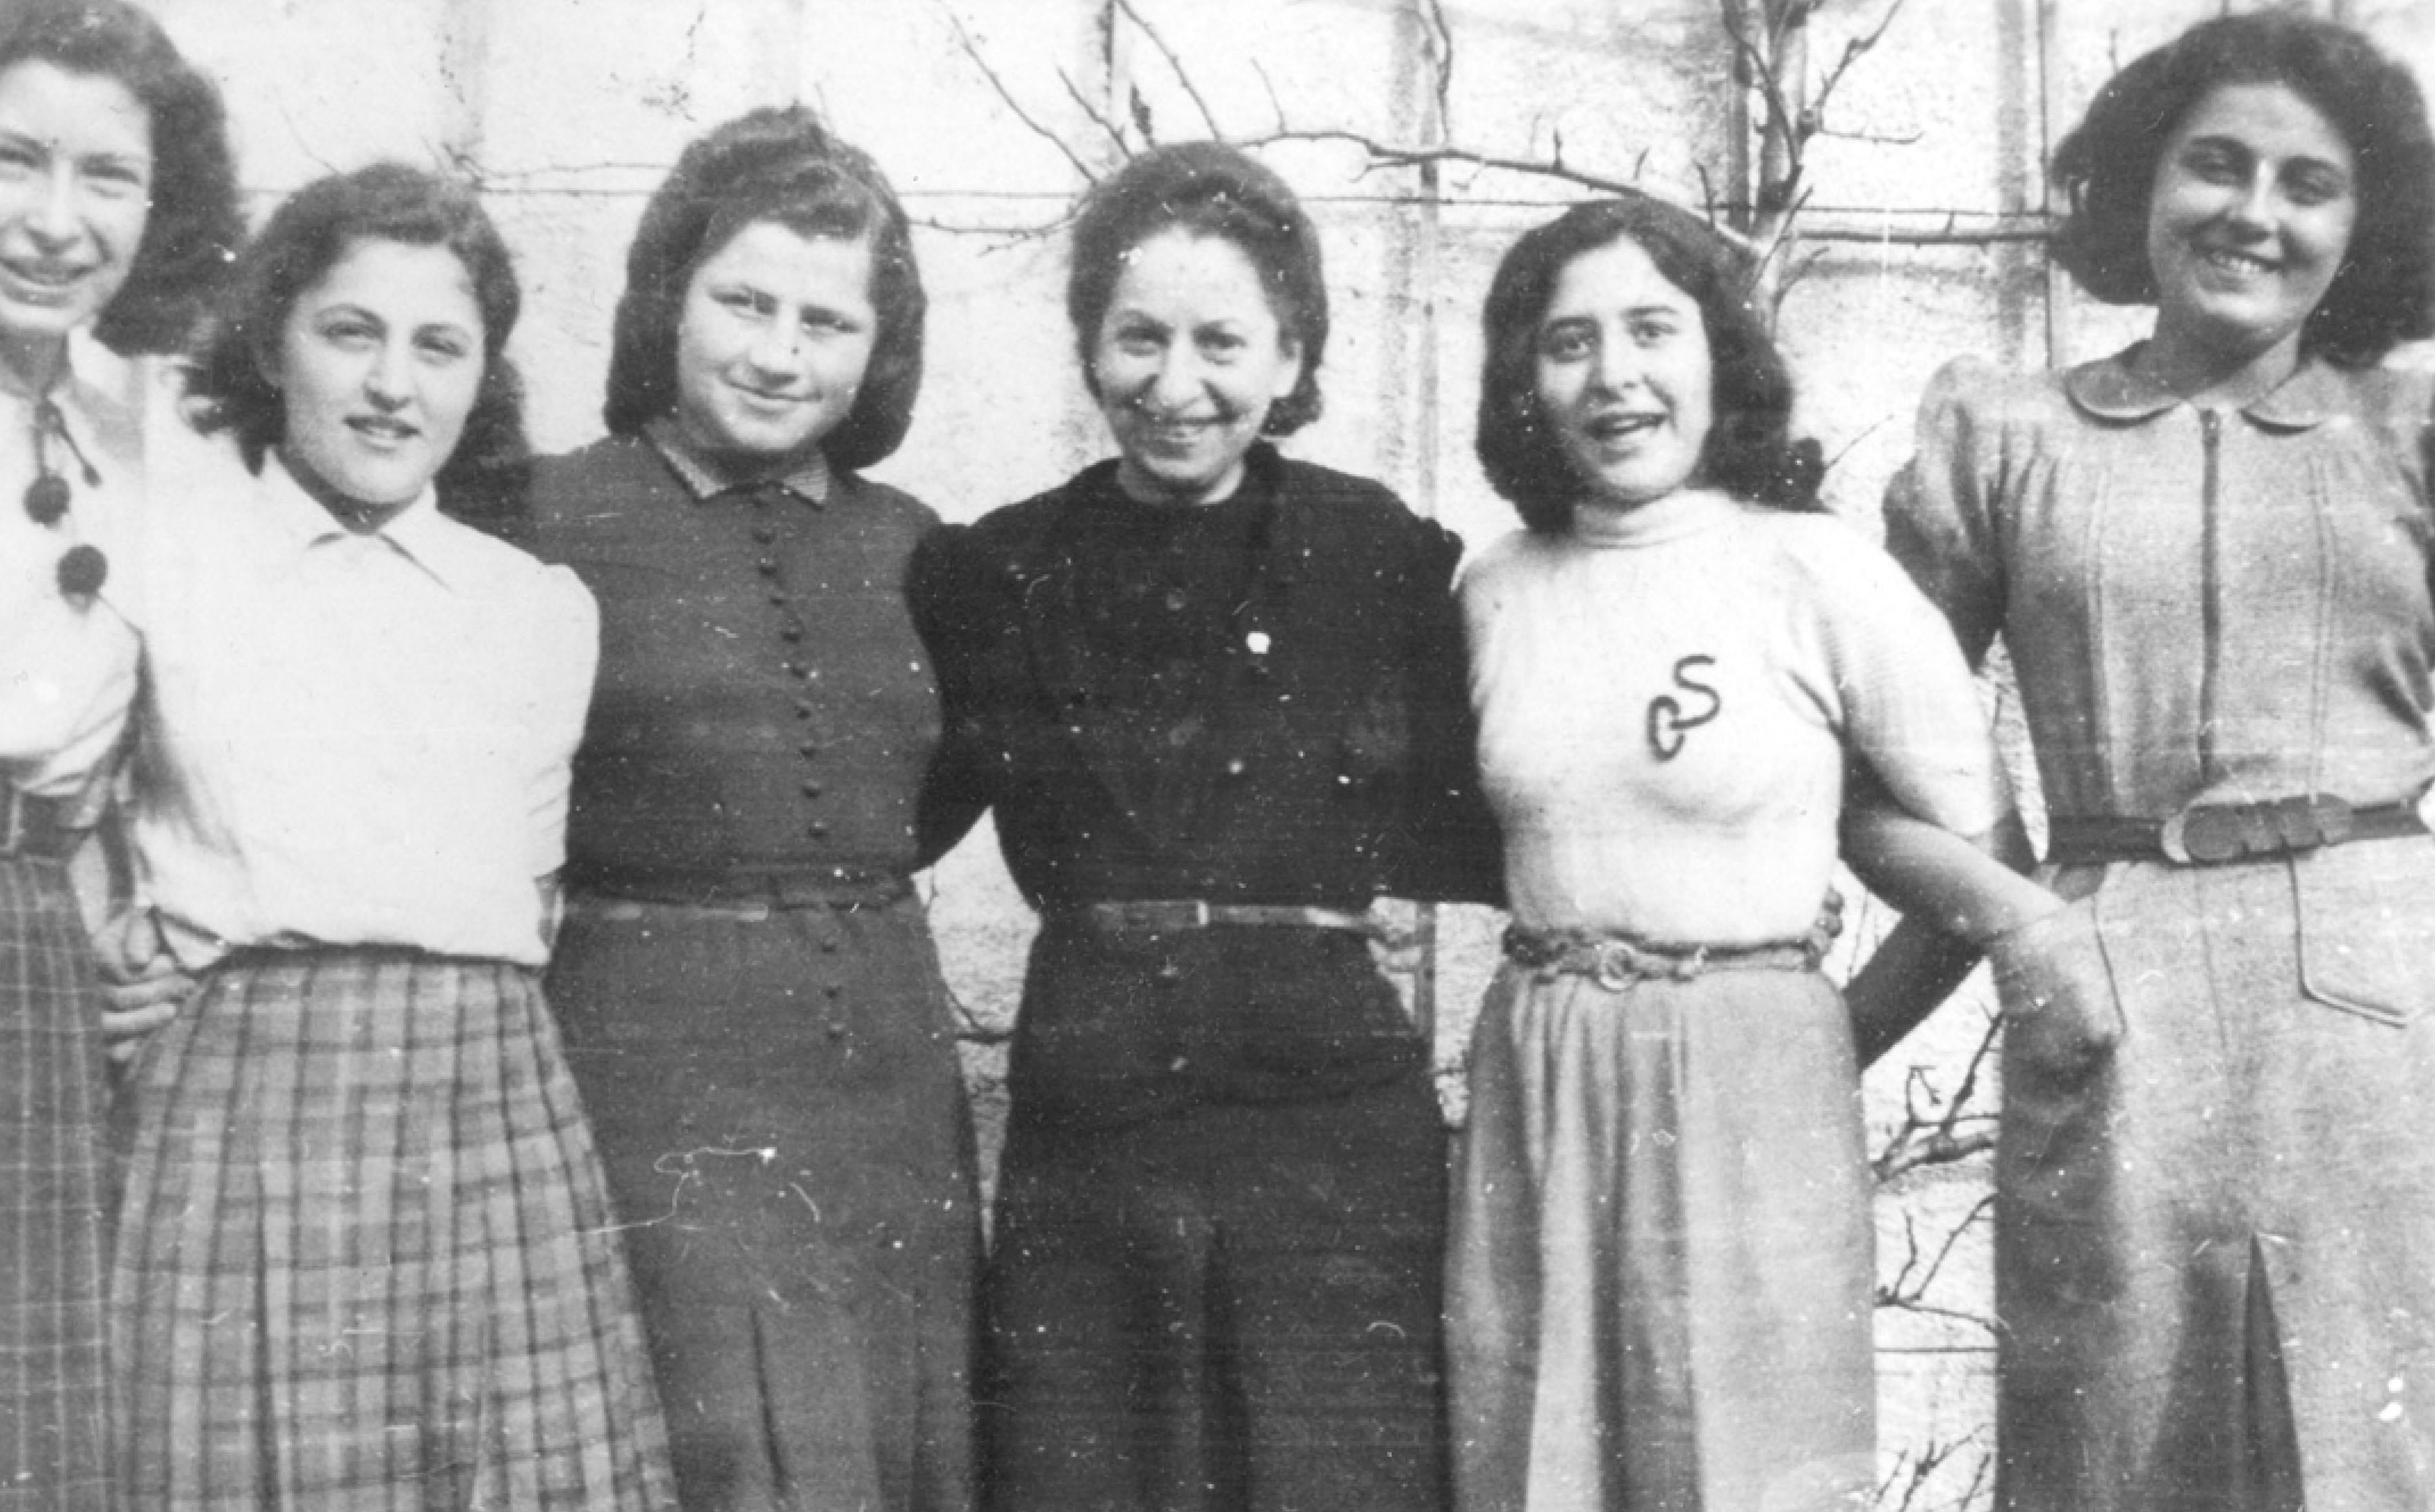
[911, 141, 1495, 1512]
[525, 108, 977, 1512]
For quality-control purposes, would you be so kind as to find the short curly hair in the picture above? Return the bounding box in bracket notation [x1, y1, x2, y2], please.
[182, 164, 528, 507]
[1476, 196, 1821, 534]
[0, 0, 243, 355]
[603, 106, 924, 472]
[1065, 141, 1328, 436]
[2050, 11, 2435, 368]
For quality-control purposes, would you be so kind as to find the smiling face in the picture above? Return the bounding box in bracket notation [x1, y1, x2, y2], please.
[2145, 80, 2358, 377]
[271, 237, 485, 524]
[0, 60, 152, 379]
[1091, 228, 1304, 506]
[1531, 234, 1713, 513]
[672, 218, 877, 469]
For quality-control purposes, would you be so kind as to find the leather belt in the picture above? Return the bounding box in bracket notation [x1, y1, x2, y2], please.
[1058, 898, 1390, 941]
[2046, 794, 2426, 867]
[0, 784, 79, 862]
[1503, 924, 1825, 990]
[567, 870, 911, 923]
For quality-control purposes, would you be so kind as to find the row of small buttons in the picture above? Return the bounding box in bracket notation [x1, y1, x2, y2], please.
[740, 485, 831, 841]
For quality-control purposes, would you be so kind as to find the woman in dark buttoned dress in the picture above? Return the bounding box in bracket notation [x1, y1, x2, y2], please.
[911, 142, 1497, 1512]
[525, 109, 976, 1512]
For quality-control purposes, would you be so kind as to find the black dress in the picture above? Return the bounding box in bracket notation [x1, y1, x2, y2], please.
[529, 433, 978, 1512]
[910, 444, 1496, 1512]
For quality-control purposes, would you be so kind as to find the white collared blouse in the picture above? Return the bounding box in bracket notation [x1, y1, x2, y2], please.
[95, 444, 595, 967]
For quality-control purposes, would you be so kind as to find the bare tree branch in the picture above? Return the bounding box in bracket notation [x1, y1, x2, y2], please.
[1056, 65, 1134, 160]
[945, 12, 1097, 185]
[1113, 0, 1224, 141]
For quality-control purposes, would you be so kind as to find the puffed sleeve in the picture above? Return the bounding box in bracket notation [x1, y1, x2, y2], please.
[523, 563, 600, 878]
[1795, 518, 2008, 838]
[906, 521, 1003, 867]
[1882, 356, 2010, 668]
[1384, 516, 1504, 905]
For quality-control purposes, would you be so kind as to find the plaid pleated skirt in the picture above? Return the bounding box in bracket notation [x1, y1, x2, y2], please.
[110, 949, 676, 1512]
[0, 855, 111, 1511]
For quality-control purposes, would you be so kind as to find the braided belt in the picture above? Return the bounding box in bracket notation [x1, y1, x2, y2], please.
[2046, 794, 2426, 867]
[1503, 895, 1841, 992]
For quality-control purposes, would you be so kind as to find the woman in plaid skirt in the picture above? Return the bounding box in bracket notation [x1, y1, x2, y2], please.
[0, 3, 238, 1507]
[49, 165, 676, 1511]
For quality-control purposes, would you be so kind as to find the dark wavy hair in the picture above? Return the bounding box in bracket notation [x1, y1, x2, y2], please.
[0, 0, 243, 355]
[1476, 196, 1821, 533]
[603, 106, 924, 472]
[182, 164, 528, 512]
[2050, 10, 2435, 368]
[1066, 141, 1327, 436]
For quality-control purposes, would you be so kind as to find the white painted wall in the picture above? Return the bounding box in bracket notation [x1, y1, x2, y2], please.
[145, 0, 2425, 551]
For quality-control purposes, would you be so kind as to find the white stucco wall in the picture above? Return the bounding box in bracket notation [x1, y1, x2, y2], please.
[142, 0, 2433, 541]
[108, 4, 2434, 1498]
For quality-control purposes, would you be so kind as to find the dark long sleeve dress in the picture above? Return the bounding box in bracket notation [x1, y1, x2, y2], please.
[910, 443, 1498, 1512]
[529, 432, 979, 1512]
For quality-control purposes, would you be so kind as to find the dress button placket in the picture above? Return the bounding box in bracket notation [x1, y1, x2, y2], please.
[740, 483, 826, 844]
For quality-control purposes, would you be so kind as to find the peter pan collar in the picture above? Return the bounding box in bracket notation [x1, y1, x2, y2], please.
[2064, 344, 2347, 431]
[645, 417, 833, 504]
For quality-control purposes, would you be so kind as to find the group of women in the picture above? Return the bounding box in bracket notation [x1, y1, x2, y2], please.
[3, 2, 2433, 1511]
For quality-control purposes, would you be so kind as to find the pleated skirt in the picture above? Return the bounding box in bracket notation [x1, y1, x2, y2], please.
[1447, 960, 1876, 1512]
[110, 948, 675, 1512]
[982, 1073, 1450, 1512]
[0, 854, 110, 1511]
[549, 891, 980, 1512]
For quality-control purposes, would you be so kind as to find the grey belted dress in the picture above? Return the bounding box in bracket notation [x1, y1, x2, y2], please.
[1886, 351, 2435, 1512]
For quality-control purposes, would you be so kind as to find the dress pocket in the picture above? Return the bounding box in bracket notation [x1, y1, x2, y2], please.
[2293, 838, 2435, 1027]
[1990, 898, 2123, 1077]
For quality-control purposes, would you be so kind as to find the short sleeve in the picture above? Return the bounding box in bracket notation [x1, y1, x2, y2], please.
[1883, 356, 2010, 667]
[521, 564, 600, 877]
[1796, 521, 2007, 838]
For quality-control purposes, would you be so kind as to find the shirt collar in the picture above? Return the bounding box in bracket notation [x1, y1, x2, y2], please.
[2064, 343, 2349, 431]
[258, 451, 477, 590]
[645, 417, 833, 504]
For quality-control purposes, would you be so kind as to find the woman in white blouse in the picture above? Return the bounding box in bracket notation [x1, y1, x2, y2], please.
[89, 164, 674, 1512]
[0, 3, 238, 1505]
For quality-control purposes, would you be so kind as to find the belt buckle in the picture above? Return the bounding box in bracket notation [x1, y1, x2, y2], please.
[2160, 795, 2352, 864]
[0, 787, 22, 857]
[1101, 899, 1209, 934]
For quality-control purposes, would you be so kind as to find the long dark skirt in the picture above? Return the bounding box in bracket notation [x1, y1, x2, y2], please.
[549, 891, 980, 1512]
[982, 1074, 1450, 1512]
[110, 949, 675, 1512]
[0, 854, 110, 1511]
[1446, 961, 1874, 1512]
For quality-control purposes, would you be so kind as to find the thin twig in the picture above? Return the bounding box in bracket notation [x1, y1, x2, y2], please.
[1112, 0, 1223, 140]
[945, 11, 1097, 184]
[1056, 65, 1135, 159]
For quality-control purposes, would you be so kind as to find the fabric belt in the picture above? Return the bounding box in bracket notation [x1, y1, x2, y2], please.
[1503, 925, 1825, 990]
[0, 783, 79, 862]
[567, 870, 912, 923]
[2045, 794, 2426, 867]
[1054, 898, 1391, 941]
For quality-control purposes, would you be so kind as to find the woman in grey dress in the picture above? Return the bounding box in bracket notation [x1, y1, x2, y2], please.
[1886, 13, 2435, 1508]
